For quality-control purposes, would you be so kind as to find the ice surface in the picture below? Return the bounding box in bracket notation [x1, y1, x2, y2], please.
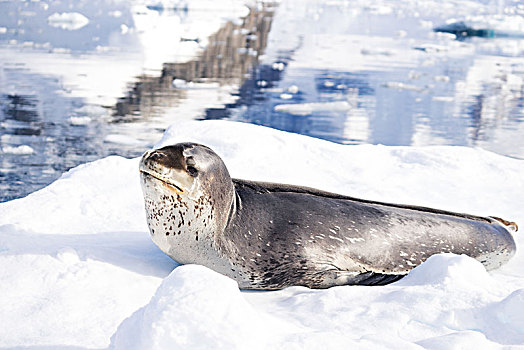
[2, 0, 524, 347]
[2, 120, 524, 349]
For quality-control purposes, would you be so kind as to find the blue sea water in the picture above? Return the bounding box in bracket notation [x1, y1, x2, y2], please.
[1, 0, 523, 201]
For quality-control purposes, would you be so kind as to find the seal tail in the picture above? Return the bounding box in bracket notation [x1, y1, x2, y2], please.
[489, 216, 518, 233]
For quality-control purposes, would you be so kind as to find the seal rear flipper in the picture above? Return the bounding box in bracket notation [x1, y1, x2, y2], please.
[489, 216, 518, 232]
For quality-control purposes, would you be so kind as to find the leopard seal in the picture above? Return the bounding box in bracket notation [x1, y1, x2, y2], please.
[139, 142, 517, 290]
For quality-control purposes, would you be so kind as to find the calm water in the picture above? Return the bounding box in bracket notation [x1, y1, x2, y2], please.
[1, 0, 523, 202]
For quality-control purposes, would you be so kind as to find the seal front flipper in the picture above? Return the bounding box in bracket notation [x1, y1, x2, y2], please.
[323, 269, 405, 287]
[349, 271, 405, 285]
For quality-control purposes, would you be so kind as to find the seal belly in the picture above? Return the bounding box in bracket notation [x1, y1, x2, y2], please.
[224, 180, 516, 289]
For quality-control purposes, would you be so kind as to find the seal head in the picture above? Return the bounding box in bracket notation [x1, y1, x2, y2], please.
[140, 143, 236, 274]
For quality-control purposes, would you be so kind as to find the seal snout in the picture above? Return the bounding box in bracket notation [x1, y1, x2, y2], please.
[140, 145, 200, 194]
[147, 150, 168, 163]
[141, 146, 186, 171]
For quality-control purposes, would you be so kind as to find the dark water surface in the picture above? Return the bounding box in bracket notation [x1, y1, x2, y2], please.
[1, 0, 523, 202]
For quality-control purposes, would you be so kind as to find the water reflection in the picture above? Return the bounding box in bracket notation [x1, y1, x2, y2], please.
[214, 2, 524, 156]
[0, 3, 276, 202]
[115, 5, 274, 119]
[3, 95, 40, 124]
[229, 57, 523, 151]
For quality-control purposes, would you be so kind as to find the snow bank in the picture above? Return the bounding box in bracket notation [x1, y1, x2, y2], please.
[110, 265, 281, 350]
[1, 120, 524, 348]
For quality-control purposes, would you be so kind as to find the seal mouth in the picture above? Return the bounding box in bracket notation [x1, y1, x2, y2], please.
[140, 169, 185, 193]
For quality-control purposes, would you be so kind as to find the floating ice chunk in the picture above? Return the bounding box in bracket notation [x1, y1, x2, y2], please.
[1, 145, 35, 155]
[383, 81, 423, 91]
[279, 93, 293, 100]
[69, 116, 92, 125]
[96, 46, 111, 52]
[361, 48, 393, 56]
[434, 32, 457, 40]
[109, 10, 123, 18]
[0, 27, 6, 34]
[274, 101, 351, 116]
[272, 62, 285, 71]
[47, 12, 89, 31]
[432, 96, 454, 102]
[434, 75, 450, 82]
[172, 78, 188, 88]
[237, 48, 257, 56]
[287, 85, 299, 93]
[172, 79, 219, 89]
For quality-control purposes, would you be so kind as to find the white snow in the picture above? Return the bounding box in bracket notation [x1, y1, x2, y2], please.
[2, 0, 524, 347]
[110, 264, 285, 350]
[2, 120, 524, 349]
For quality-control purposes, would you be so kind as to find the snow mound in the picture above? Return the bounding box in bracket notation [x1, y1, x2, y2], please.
[417, 331, 500, 350]
[486, 289, 524, 340]
[68, 116, 92, 125]
[398, 253, 493, 288]
[110, 265, 274, 350]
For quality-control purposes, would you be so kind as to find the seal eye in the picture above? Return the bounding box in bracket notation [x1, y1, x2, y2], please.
[187, 165, 198, 177]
